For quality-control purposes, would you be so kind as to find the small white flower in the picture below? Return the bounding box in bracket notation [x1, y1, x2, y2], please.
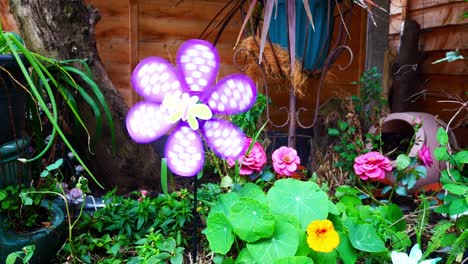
[391, 244, 441, 264]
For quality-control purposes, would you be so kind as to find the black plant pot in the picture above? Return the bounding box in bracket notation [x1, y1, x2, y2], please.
[0, 54, 28, 144]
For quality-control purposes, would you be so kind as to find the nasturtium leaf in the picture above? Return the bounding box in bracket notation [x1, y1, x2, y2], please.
[436, 128, 449, 145]
[454, 150, 468, 164]
[203, 213, 234, 254]
[328, 201, 339, 215]
[211, 192, 239, 218]
[309, 250, 337, 264]
[235, 248, 256, 264]
[267, 179, 329, 229]
[337, 232, 358, 264]
[273, 256, 314, 264]
[230, 198, 275, 242]
[247, 220, 299, 263]
[348, 223, 387, 252]
[238, 182, 267, 204]
[396, 154, 410, 170]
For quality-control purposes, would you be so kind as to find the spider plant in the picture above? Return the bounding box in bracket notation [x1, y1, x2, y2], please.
[0, 25, 115, 188]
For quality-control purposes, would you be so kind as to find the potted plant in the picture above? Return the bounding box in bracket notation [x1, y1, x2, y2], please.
[0, 24, 114, 262]
[0, 159, 67, 263]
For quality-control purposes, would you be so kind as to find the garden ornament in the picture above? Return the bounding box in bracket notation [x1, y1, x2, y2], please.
[126, 39, 257, 176]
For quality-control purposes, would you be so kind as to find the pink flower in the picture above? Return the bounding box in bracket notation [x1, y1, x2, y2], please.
[353, 152, 392, 180]
[228, 138, 267, 175]
[272, 146, 301, 176]
[418, 145, 433, 167]
[138, 190, 148, 202]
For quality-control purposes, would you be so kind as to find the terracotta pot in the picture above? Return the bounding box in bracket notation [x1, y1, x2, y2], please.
[368, 112, 457, 191]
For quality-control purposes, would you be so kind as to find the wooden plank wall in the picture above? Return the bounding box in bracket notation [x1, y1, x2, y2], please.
[0, 0, 367, 131]
[78, 1, 368, 128]
[389, 0, 468, 146]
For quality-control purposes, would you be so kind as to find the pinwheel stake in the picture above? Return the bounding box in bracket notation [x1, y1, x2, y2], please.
[125, 39, 257, 260]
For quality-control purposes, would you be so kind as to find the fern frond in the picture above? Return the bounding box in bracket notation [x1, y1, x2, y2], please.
[422, 220, 453, 259]
[416, 197, 430, 246]
[447, 229, 468, 264]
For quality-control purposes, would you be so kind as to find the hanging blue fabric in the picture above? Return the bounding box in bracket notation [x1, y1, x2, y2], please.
[268, 0, 335, 71]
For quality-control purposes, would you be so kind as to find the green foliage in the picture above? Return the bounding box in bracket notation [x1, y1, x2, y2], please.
[0, 26, 115, 188]
[6, 245, 35, 264]
[416, 197, 430, 246]
[231, 93, 269, 138]
[64, 184, 218, 263]
[351, 67, 387, 129]
[446, 229, 468, 264]
[422, 221, 453, 260]
[433, 128, 468, 217]
[203, 179, 334, 263]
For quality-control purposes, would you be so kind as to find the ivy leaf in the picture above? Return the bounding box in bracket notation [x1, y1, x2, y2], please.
[432, 49, 464, 64]
[454, 150, 468, 164]
[46, 158, 63, 171]
[436, 128, 449, 145]
[434, 147, 448, 161]
[327, 128, 340, 136]
[19, 192, 33, 206]
[443, 184, 468, 196]
[396, 154, 411, 170]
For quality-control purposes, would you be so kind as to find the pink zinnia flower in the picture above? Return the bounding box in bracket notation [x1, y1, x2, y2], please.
[228, 138, 267, 175]
[272, 146, 301, 176]
[418, 145, 433, 167]
[353, 152, 392, 180]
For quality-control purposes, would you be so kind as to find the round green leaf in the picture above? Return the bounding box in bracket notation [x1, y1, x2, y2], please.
[238, 183, 267, 204]
[211, 192, 239, 218]
[267, 179, 329, 229]
[274, 256, 314, 264]
[247, 221, 299, 263]
[443, 183, 468, 196]
[454, 150, 468, 164]
[230, 198, 275, 242]
[348, 223, 387, 252]
[436, 128, 449, 145]
[203, 213, 234, 254]
[396, 154, 410, 170]
[235, 248, 256, 264]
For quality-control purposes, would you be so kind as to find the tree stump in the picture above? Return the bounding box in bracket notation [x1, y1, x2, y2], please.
[9, 0, 161, 192]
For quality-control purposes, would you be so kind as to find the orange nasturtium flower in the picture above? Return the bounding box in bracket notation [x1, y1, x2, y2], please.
[306, 219, 340, 253]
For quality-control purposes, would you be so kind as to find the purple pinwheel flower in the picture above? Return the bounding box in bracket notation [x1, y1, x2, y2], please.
[126, 39, 257, 177]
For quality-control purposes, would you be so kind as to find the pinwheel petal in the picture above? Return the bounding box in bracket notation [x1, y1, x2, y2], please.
[204, 74, 256, 115]
[177, 39, 219, 94]
[165, 125, 205, 177]
[131, 57, 184, 103]
[202, 119, 246, 159]
[125, 102, 173, 143]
